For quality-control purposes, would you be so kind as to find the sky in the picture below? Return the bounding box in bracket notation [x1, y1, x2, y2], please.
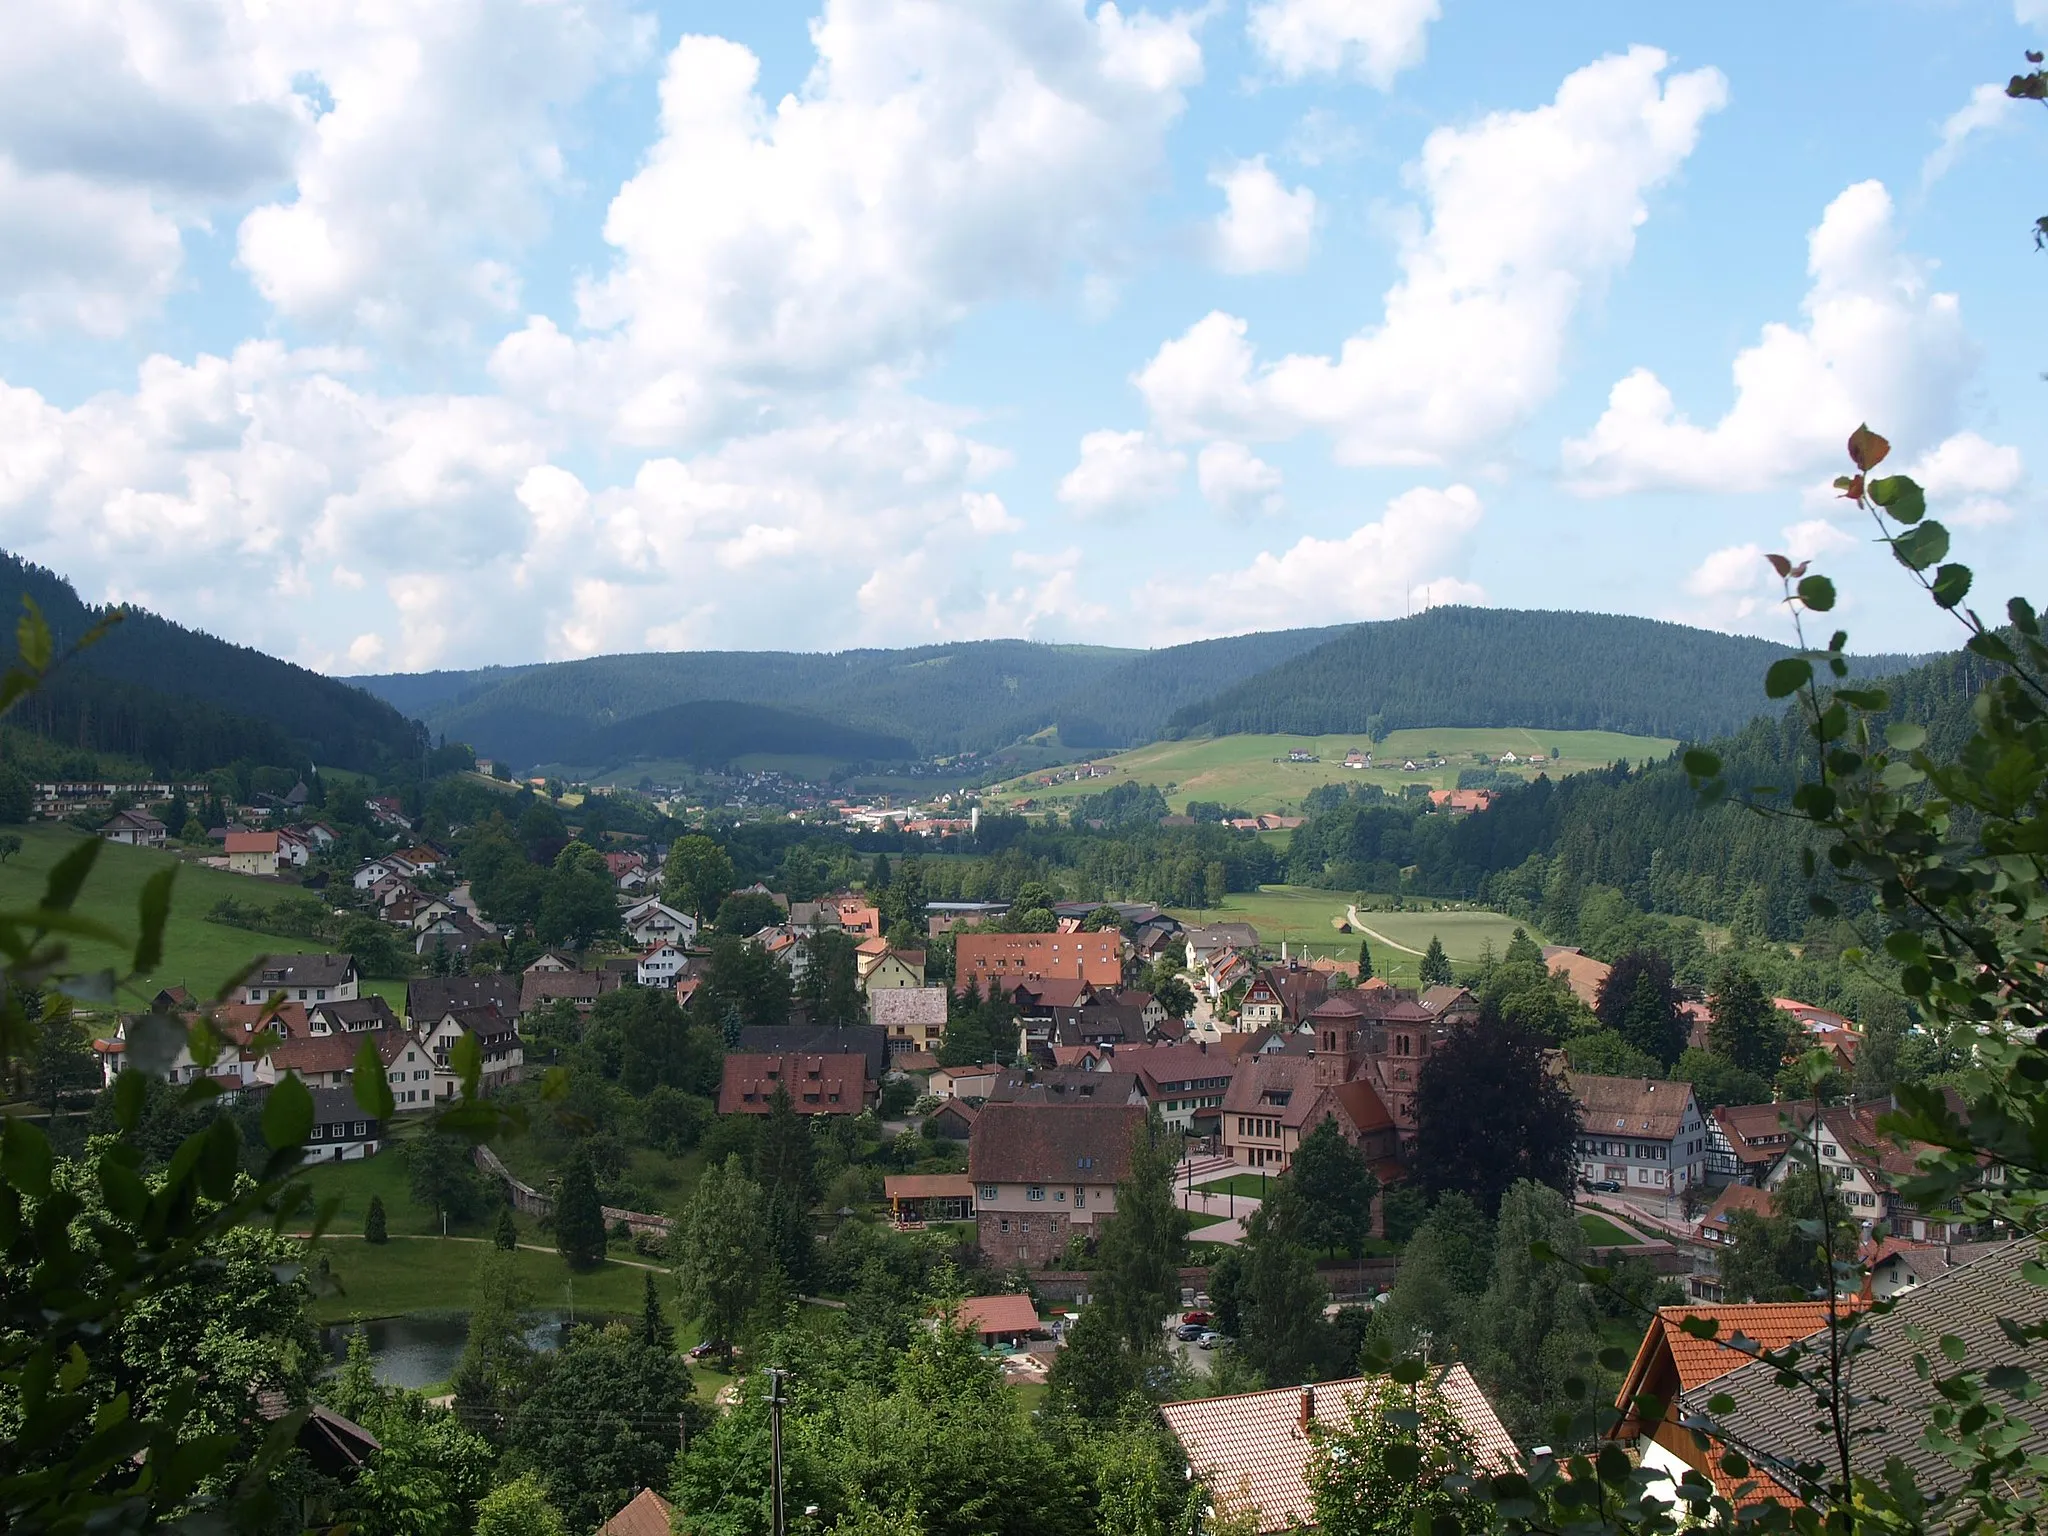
[0, 1, 2043, 676]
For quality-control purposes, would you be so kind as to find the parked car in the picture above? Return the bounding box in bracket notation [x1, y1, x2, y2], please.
[1197, 1332, 1223, 1349]
[1583, 1178, 1622, 1193]
[687, 1340, 730, 1360]
[1181, 1310, 1211, 1327]
[1175, 1323, 1205, 1342]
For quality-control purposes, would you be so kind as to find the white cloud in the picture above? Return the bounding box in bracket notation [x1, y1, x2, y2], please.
[1563, 181, 1992, 495]
[496, 0, 1205, 445]
[1681, 520, 1858, 626]
[1246, 0, 1439, 88]
[856, 546, 1107, 643]
[1196, 441, 1284, 517]
[1136, 47, 1727, 465]
[1136, 483, 1483, 642]
[2019, 0, 2048, 26]
[1924, 83, 2020, 186]
[1057, 430, 1186, 516]
[1210, 157, 1318, 274]
[1908, 429, 2025, 527]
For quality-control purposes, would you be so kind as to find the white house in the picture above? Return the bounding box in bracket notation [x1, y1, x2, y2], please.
[353, 856, 418, 891]
[417, 1007, 525, 1099]
[306, 1084, 383, 1161]
[622, 898, 699, 949]
[243, 953, 360, 1007]
[638, 942, 688, 987]
[274, 829, 313, 868]
[1569, 1073, 1708, 1193]
[99, 810, 167, 848]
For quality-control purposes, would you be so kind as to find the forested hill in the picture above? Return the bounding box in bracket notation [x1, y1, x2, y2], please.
[1168, 608, 1929, 741]
[0, 553, 424, 775]
[352, 628, 1346, 764]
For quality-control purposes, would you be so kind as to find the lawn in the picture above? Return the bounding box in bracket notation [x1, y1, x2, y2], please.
[987, 728, 1676, 816]
[0, 823, 334, 1004]
[1578, 1212, 1644, 1247]
[1162, 885, 1543, 986]
[1194, 1172, 1282, 1200]
[307, 1233, 661, 1326]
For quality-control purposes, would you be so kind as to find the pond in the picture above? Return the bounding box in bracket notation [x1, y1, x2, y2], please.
[321, 1311, 577, 1391]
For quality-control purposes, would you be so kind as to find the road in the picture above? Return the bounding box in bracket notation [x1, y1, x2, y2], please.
[1345, 906, 1425, 957]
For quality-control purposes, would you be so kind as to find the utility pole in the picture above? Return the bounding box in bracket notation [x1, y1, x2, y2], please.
[767, 1367, 789, 1536]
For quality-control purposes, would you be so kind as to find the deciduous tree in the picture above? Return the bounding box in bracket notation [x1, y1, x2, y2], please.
[663, 834, 738, 922]
[1412, 1008, 1577, 1216]
[671, 1154, 768, 1348]
[1279, 1117, 1378, 1259]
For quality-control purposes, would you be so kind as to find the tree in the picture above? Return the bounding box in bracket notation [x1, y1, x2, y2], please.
[340, 1398, 496, 1536]
[509, 1321, 698, 1531]
[1594, 949, 1686, 1067]
[700, 934, 793, 1032]
[1150, 973, 1195, 1022]
[671, 1154, 767, 1348]
[0, 832, 20, 864]
[1228, 1200, 1335, 1386]
[365, 1192, 389, 1244]
[755, 1084, 819, 1208]
[406, 1130, 489, 1225]
[716, 889, 786, 936]
[0, 762, 30, 823]
[1418, 935, 1453, 988]
[1708, 960, 1789, 1078]
[1674, 1046, 1772, 1110]
[340, 913, 411, 979]
[1563, 1028, 1660, 1079]
[664, 833, 738, 921]
[642, 1269, 674, 1352]
[475, 1473, 568, 1536]
[798, 928, 867, 1028]
[453, 1244, 535, 1431]
[555, 1145, 608, 1269]
[1465, 1180, 1599, 1434]
[1307, 1373, 1477, 1536]
[1278, 1117, 1378, 1259]
[539, 842, 621, 949]
[1717, 1163, 1856, 1302]
[494, 1204, 518, 1250]
[1092, 1114, 1187, 1352]
[1412, 1007, 1578, 1216]
[1044, 1299, 1148, 1420]
[1355, 938, 1373, 981]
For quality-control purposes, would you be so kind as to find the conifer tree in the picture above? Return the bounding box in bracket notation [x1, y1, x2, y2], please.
[1356, 938, 1374, 981]
[363, 1194, 388, 1245]
[641, 1270, 673, 1352]
[554, 1148, 607, 1271]
[493, 1205, 518, 1251]
[1419, 935, 1453, 988]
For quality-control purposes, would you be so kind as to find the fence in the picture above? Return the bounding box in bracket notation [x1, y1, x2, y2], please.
[471, 1143, 674, 1239]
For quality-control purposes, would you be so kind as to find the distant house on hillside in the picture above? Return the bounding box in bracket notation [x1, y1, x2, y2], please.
[99, 809, 167, 848]
[225, 830, 280, 875]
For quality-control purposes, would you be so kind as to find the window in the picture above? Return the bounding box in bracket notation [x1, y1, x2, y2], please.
[1055, 1190, 1066, 1202]
[353, 1121, 366, 1137]
[1075, 1187, 1086, 1208]
[317, 990, 327, 1001]
[979, 1186, 997, 1202]
[999, 1218, 1010, 1233]
[311, 1125, 325, 1141]
[1027, 1185, 1045, 1201]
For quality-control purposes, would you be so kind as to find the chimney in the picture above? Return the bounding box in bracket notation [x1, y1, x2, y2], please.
[1298, 1384, 1314, 1431]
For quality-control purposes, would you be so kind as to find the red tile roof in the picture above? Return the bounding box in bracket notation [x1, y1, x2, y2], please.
[954, 1293, 1041, 1337]
[597, 1488, 674, 1536]
[718, 1053, 868, 1115]
[968, 1102, 1144, 1185]
[884, 1174, 975, 1201]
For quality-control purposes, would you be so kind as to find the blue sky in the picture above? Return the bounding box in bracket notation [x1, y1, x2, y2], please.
[0, 1, 2041, 674]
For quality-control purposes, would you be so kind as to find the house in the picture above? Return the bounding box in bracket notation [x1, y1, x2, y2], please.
[1115, 988, 1168, 1033]
[1426, 788, 1495, 814]
[622, 898, 699, 949]
[307, 997, 401, 1036]
[243, 953, 359, 1007]
[225, 830, 281, 876]
[417, 1007, 524, 1098]
[1184, 923, 1260, 969]
[597, 1488, 675, 1536]
[872, 986, 948, 1055]
[525, 951, 577, 973]
[924, 900, 1011, 937]
[834, 897, 882, 937]
[99, 809, 167, 848]
[952, 1293, 1041, 1347]
[518, 969, 618, 1016]
[375, 1031, 439, 1110]
[1693, 1183, 1774, 1249]
[718, 1052, 873, 1115]
[1620, 1248, 2045, 1512]
[1160, 1368, 1517, 1534]
[736, 1024, 888, 1084]
[1707, 1102, 1819, 1183]
[1121, 1041, 1235, 1131]
[274, 828, 314, 867]
[306, 1084, 382, 1161]
[1221, 1054, 1326, 1171]
[1543, 945, 1612, 1008]
[986, 1068, 1144, 1109]
[409, 897, 459, 932]
[926, 1099, 979, 1139]
[637, 942, 688, 987]
[954, 931, 1123, 994]
[303, 822, 339, 849]
[1238, 966, 1329, 1031]
[928, 1063, 1002, 1100]
[261, 1030, 383, 1093]
[1418, 985, 1482, 1024]
[860, 946, 927, 994]
[1200, 947, 1256, 1005]
[1762, 1101, 1989, 1244]
[405, 975, 521, 1030]
[884, 1173, 976, 1226]
[1862, 1237, 2011, 1300]
[1569, 1073, 1709, 1193]
[968, 1102, 1146, 1265]
[353, 856, 418, 891]
[414, 912, 489, 957]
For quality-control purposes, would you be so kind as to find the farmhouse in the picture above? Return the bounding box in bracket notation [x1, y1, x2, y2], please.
[969, 1102, 1143, 1266]
[225, 830, 281, 875]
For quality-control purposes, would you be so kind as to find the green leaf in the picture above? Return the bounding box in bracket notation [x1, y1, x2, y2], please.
[1797, 574, 1837, 612]
[1940, 1333, 1969, 1362]
[1893, 521, 1950, 572]
[1682, 749, 1722, 778]
[1, 1118, 53, 1199]
[197, 1115, 240, 1201]
[114, 1067, 147, 1130]
[263, 1073, 314, 1152]
[1969, 631, 2019, 665]
[1382, 1442, 1422, 1481]
[1869, 474, 1926, 523]
[1707, 1392, 1736, 1416]
[1886, 722, 1928, 752]
[133, 867, 176, 974]
[1390, 1356, 1427, 1386]
[40, 836, 100, 913]
[2010, 597, 2040, 636]
[15, 597, 51, 673]
[1765, 658, 1814, 699]
[451, 1030, 483, 1098]
[353, 1036, 395, 1121]
[1931, 562, 1973, 610]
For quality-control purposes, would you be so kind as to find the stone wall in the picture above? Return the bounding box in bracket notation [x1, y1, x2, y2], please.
[472, 1143, 673, 1238]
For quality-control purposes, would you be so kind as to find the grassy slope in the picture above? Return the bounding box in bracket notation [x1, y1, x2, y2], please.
[1578, 1212, 1644, 1247]
[988, 727, 1676, 815]
[1164, 886, 1543, 986]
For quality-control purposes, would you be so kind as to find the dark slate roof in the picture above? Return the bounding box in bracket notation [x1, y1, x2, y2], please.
[407, 975, 520, 1024]
[986, 1068, 1143, 1107]
[252, 953, 357, 989]
[310, 1083, 375, 1129]
[737, 1024, 887, 1081]
[308, 997, 400, 1032]
[968, 1102, 1145, 1186]
[1685, 1240, 2041, 1510]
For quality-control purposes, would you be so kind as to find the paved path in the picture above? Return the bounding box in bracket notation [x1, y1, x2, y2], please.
[294, 1231, 668, 1272]
[1579, 1192, 1694, 1244]
[1346, 907, 1425, 957]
